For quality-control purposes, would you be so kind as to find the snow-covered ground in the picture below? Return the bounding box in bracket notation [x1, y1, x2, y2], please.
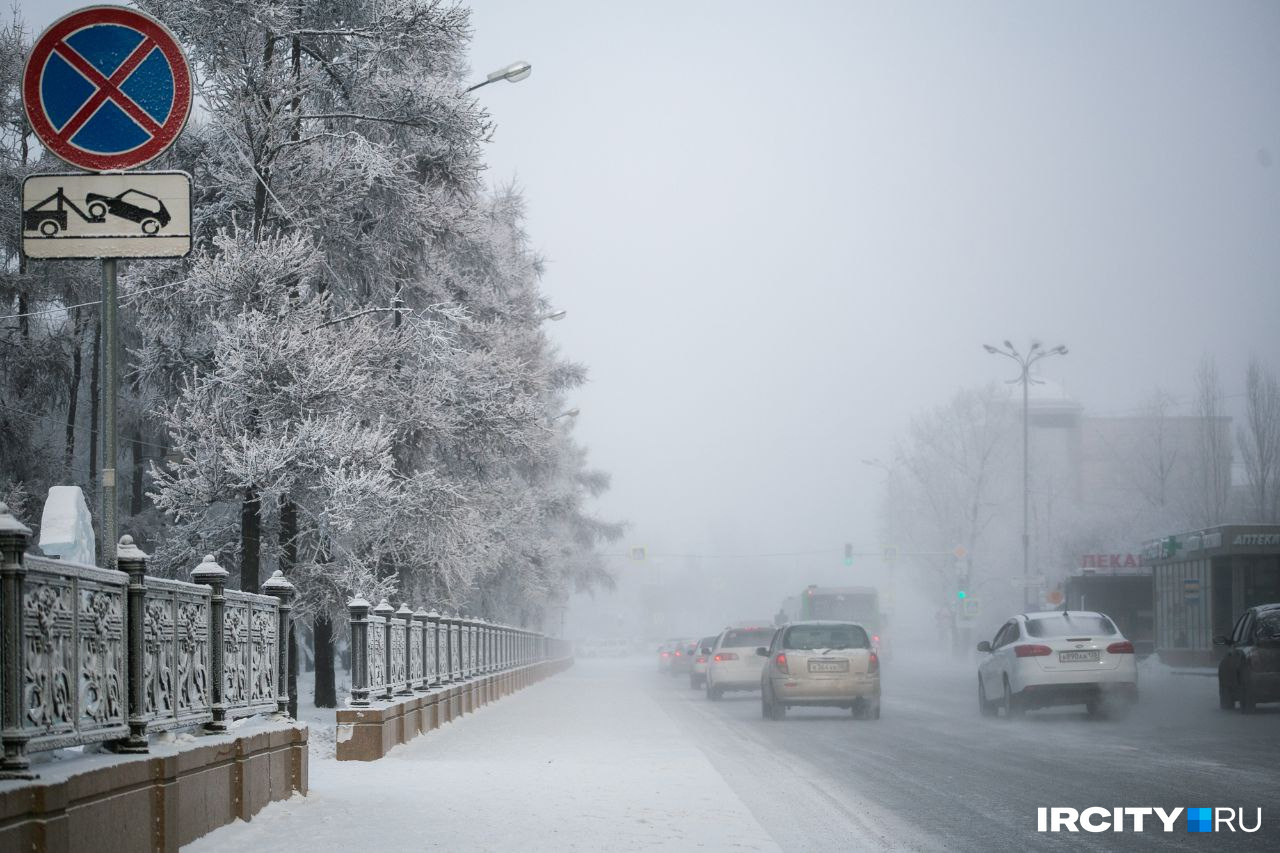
[184, 661, 780, 852]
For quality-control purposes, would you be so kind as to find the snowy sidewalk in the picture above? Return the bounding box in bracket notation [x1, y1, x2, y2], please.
[185, 660, 780, 852]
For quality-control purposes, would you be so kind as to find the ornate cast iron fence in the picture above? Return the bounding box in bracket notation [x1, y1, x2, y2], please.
[0, 504, 296, 778]
[345, 595, 568, 707]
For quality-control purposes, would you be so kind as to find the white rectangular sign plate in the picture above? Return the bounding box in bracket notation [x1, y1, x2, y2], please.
[22, 171, 192, 259]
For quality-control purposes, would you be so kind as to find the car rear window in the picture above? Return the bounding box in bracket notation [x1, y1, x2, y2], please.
[721, 629, 774, 648]
[1025, 614, 1117, 637]
[783, 624, 869, 651]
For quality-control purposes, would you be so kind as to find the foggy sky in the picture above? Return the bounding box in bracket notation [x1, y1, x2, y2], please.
[22, 1, 1280, 606]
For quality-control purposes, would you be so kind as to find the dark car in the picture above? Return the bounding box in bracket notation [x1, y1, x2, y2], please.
[669, 640, 698, 678]
[1215, 603, 1280, 713]
[85, 189, 171, 234]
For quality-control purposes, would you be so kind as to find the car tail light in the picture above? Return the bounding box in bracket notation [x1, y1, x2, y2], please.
[867, 651, 880, 674]
[872, 634, 880, 645]
[660, 652, 669, 658]
[774, 653, 788, 674]
[1106, 641, 1134, 654]
[1013, 644, 1052, 658]
[674, 651, 682, 657]
[695, 656, 707, 664]
[713, 652, 738, 662]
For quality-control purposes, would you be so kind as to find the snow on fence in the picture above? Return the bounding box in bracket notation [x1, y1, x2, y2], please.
[0, 503, 296, 778]
[345, 594, 561, 706]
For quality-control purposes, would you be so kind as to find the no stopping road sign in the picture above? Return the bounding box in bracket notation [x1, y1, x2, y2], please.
[23, 6, 192, 172]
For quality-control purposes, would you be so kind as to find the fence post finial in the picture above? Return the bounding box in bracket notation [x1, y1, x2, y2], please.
[263, 570, 297, 717]
[348, 594, 372, 706]
[116, 535, 150, 752]
[192, 554, 230, 731]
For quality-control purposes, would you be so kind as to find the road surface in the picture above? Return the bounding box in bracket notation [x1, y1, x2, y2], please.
[188, 655, 1279, 851]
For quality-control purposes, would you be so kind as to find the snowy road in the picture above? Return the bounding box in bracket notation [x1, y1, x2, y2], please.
[187, 657, 1280, 852]
[649, 655, 1280, 852]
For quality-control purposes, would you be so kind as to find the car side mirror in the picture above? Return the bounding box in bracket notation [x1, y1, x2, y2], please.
[755, 647, 768, 657]
[976, 641, 992, 653]
[1213, 636, 1232, 646]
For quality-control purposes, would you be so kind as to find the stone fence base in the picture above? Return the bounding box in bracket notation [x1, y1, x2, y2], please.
[337, 657, 573, 761]
[0, 720, 307, 853]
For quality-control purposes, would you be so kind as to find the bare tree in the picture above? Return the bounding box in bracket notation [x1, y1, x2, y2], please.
[1193, 355, 1232, 526]
[1238, 358, 1280, 522]
[1133, 388, 1181, 512]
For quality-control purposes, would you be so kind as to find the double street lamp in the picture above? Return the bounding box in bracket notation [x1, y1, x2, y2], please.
[983, 340, 1068, 608]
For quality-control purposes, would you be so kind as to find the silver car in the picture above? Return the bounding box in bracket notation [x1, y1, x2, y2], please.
[758, 620, 881, 720]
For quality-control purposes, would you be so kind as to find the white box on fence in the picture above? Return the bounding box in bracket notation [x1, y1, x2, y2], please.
[38, 485, 96, 564]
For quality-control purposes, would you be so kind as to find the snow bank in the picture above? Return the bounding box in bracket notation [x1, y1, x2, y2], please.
[38, 486, 95, 565]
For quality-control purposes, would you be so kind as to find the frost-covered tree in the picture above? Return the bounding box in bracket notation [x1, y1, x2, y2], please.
[0, 0, 617, 715]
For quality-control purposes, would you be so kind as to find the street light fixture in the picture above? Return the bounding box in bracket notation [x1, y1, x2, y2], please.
[466, 60, 532, 93]
[983, 339, 1069, 608]
[541, 310, 567, 322]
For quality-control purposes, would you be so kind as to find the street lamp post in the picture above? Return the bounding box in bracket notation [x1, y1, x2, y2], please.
[983, 341, 1067, 608]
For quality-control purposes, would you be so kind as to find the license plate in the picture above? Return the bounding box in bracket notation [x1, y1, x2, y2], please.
[1058, 650, 1099, 663]
[808, 660, 848, 673]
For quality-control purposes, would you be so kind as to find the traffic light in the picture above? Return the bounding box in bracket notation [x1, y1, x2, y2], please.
[844, 543, 853, 566]
[956, 589, 967, 600]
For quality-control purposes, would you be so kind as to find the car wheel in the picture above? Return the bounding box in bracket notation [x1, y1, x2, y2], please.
[767, 685, 785, 721]
[978, 678, 997, 718]
[1002, 678, 1021, 719]
[87, 202, 106, 219]
[141, 218, 161, 235]
[1239, 673, 1257, 714]
[706, 682, 722, 702]
[39, 219, 59, 236]
[869, 700, 881, 720]
[690, 675, 699, 690]
[1218, 678, 1235, 711]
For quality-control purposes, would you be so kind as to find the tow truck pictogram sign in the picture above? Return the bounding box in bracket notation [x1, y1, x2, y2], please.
[22, 172, 191, 259]
[23, 6, 192, 172]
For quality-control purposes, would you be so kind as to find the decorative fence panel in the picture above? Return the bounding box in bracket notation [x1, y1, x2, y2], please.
[388, 616, 408, 694]
[143, 578, 213, 732]
[408, 619, 423, 687]
[19, 557, 128, 753]
[223, 590, 279, 719]
[366, 610, 387, 698]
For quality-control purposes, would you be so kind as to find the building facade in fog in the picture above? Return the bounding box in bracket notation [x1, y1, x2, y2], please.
[1013, 379, 1233, 584]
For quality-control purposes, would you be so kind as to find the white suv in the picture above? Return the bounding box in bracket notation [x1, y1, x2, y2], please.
[706, 627, 775, 700]
[977, 611, 1138, 719]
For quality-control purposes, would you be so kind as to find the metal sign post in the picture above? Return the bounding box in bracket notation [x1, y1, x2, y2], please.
[22, 7, 193, 569]
[101, 258, 117, 565]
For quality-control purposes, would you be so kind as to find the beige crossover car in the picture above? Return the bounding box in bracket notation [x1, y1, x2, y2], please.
[758, 620, 880, 720]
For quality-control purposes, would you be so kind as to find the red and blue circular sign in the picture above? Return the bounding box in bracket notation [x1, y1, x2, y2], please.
[23, 6, 192, 172]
